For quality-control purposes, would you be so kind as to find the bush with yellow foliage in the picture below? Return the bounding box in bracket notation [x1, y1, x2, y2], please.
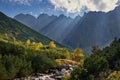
[25, 39, 31, 46]
[31, 42, 43, 50]
[72, 48, 84, 65]
[49, 41, 56, 48]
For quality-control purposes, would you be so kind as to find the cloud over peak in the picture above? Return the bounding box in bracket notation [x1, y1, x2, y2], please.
[1, 0, 119, 17]
[50, 0, 119, 14]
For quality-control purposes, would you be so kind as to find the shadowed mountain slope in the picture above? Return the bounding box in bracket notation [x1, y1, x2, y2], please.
[14, 6, 120, 53]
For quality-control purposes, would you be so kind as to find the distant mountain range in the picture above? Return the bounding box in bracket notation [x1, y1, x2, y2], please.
[14, 6, 120, 53]
[0, 12, 64, 47]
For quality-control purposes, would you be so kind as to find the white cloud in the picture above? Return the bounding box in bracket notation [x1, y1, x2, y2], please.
[50, 0, 119, 14]
[9, 0, 30, 5]
[29, 12, 38, 18]
[8, 0, 42, 5]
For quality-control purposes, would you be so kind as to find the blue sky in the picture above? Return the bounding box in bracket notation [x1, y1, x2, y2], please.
[0, 0, 119, 18]
[0, 0, 59, 17]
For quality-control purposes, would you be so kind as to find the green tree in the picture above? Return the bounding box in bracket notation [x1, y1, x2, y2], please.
[84, 55, 109, 77]
[17, 56, 32, 77]
[1, 55, 22, 79]
[91, 45, 100, 56]
[28, 53, 55, 73]
[61, 48, 70, 59]
[0, 59, 7, 79]
[70, 67, 89, 80]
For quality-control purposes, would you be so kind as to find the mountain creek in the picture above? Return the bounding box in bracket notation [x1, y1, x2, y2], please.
[14, 63, 78, 80]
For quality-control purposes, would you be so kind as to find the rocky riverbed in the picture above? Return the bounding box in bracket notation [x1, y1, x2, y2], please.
[14, 64, 78, 80]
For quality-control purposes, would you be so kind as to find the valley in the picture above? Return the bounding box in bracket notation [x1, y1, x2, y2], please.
[14, 6, 120, 53]
[0, 0, 120, 80]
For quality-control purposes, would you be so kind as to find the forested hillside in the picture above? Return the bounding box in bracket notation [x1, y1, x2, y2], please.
[70, 38, 120, 80]
[0, 12, 59, 45]
[0, 33, 84, 79]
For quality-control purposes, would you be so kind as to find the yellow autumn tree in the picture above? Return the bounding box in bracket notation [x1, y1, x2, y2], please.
[25, 39, 31, 47]
[62, 48, 70, 59]
[32, 42, 43, 50]
[5, 33, 8, 40]
[73, 48, 84, 57]
[32, 42, 35, 45]
[73, 48, 84, 65]
[13, 37, 16, 44]
[30, 42, 35, 50]
[34, 43, 39, 50]
[38, 42, 43, 48]
[49, 41, 56, 48]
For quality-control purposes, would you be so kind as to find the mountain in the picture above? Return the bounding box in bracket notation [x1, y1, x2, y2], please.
[14, 13, 57, 32]
[14, 14, 74, 42]
[14, 6, 120, 53]
[0, 12, 54, 45]
[63, 6, 120, 51]
[40, 14, 74, 42]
